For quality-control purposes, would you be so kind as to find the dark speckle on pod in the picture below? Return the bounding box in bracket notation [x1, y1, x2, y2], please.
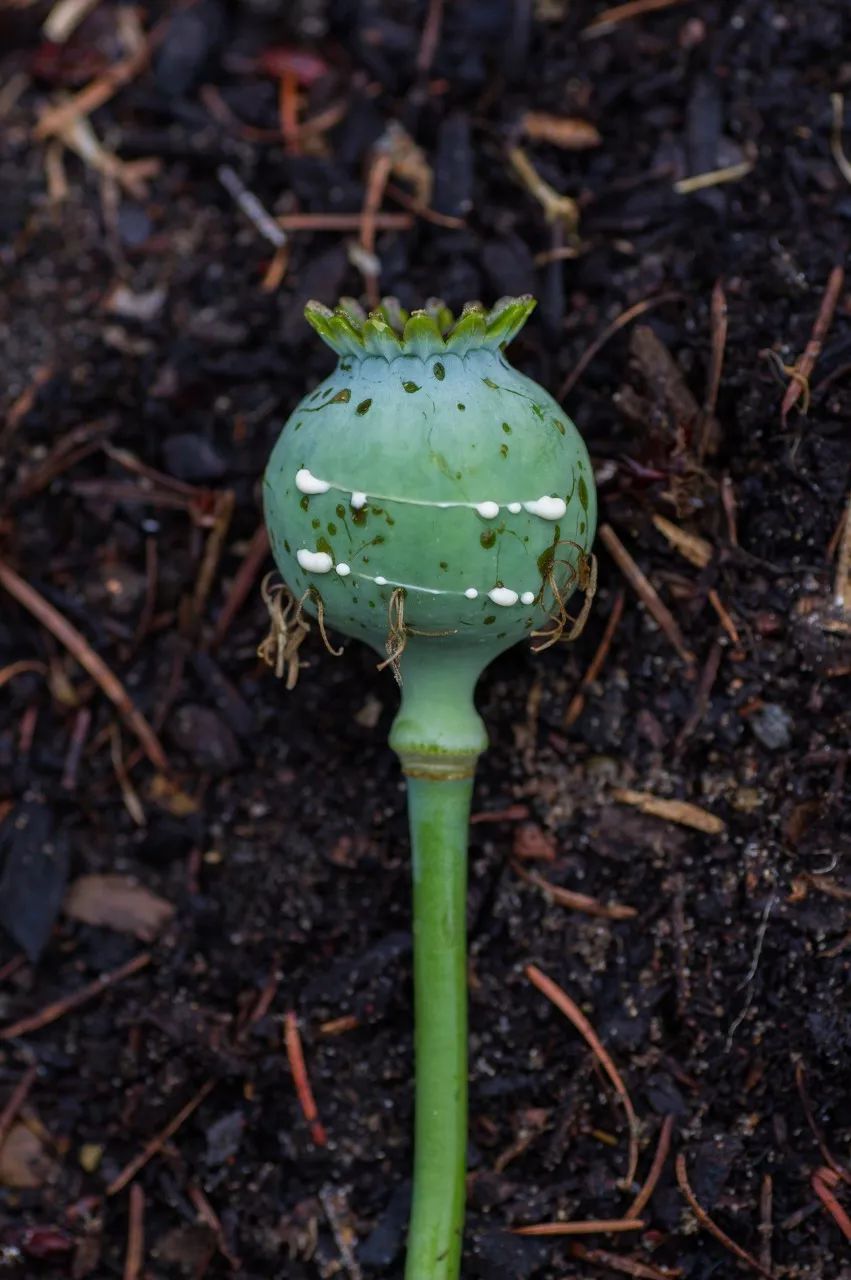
[501, 422, 512, 434]
[331, 388, 351, 404]
[336, 504, 346, 519]
[403, 381, 420, 393]
[480, 530, 496, 549]
[483, 616, 495, 625]
[500, 444, 509, 458]
[551, 417, 566, 435]
[578, 476, 589, 510]
[457, 403, 466, 411]
[300, 495, 309, 511]
[433, 362, 445, 380]
[356, 398, 372, 415]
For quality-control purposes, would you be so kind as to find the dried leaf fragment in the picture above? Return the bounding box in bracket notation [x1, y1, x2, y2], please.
[64, 874, 175, 941]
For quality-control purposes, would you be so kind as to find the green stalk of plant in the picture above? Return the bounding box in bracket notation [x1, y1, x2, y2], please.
[262, 295, 597, 1279]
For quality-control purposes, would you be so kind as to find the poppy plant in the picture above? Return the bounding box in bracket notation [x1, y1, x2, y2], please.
[262, 295, 596, 1279]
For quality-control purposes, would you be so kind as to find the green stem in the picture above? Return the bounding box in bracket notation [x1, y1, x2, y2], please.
[404, 774, 471, 1280]
[389, 644, 488, 1280]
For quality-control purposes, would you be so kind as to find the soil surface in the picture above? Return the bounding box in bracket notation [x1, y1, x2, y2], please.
[1, 1, 850, 1277]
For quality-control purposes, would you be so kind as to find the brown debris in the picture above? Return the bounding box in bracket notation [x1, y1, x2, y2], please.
[613, 788, 725, 834]
[570, 1243, 682, 1279]
[507, 146, 579, 230]
[526, 964, 640, 1189]
[563, 589, 625, 729]
[675, 1152, 776, 1279]
[64, 875, 175, 942]
[780, 265, 845, 424]
[652, 515, 713, 569]
[512, 1218, 645, 1236]
[583, 0, 689, 36]
[106, 1078, 216, 1197]
[0, 1123, 56, 1190]
[123, 1183, 145, 1280]
[598, 524, 696, 668]
[626, 1114, 675, 1218]
[0, 952, 151, 1041]
[521, 112, 602, 150]
[0, 558, 169, 773]
[284, 1011, 327, 1147]
[559, 292, 683, 402]
[513, 862, 637, 920]
[811, 1166, 851, 1241]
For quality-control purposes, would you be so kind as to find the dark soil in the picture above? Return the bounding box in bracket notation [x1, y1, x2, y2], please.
[1, 1, 850, 1277]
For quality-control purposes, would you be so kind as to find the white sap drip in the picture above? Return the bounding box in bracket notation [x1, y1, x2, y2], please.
[297, 549, 333, 573]
[295, 468, 331, 495]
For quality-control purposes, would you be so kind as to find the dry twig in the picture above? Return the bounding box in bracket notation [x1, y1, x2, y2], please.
[0, 1065, 38, 1152]
[1, 952, 151, 1041]
[780, 265, 845, 424]
[598, 524, 695, 667]
[675, 1152, 775, 1279]
[626, 1114, 675, 1218]
[107, 1079, 216, 1196]
[513, 863, 636, 921]
[512, 1218, 645, 1236]
[0, 558, 169, 773]
[558, 292, 682, 400]
[563, 589, 625, 728]
[123, 1183, 145, 1280]
[284, 1011, 327, 1146]
[812, 1166, 851, 1241]
[613, 788, 725, 835]
[526, 964, 640, 1189]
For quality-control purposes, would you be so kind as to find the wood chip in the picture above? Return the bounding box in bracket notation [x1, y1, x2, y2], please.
[613, 788, 725, 834]
[0, 1123, 57, 1190]
[521, 112, 601, 149]
[652, 515, 713, 568]
[64, 875, 174, 941]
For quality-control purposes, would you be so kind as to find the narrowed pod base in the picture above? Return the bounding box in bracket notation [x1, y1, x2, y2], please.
[263, 296, 597, 1279]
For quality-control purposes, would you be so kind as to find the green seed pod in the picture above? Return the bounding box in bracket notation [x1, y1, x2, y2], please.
[263, 295, 597, 773]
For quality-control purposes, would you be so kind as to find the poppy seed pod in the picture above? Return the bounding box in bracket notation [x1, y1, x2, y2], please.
[263, 295, 597, 773]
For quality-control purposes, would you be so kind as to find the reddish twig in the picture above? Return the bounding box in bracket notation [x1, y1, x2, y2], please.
[359, 149, 394, 309]
[0, 955, 27, 984]
[187, 490, 235, 637]
[526, 964, 640, 1188]
[811, 1166, 851, 1241]
[563, 588, 625, 728]
[582, 0, 689, 36]
[626, 1114, 675, 1218]
[0, 559, 169, 773]
[385, 182, 466, 229]
[781, 266, 845, 424]
[61, 706, 92, 791]
[187, 1183, 241, 1270]
[416, 0, 445, 76]
[1, 952, 151, 1041]
[284, 1010, 327, 1146]
[759, 1173, 773, 1273]
[107, 1078, 216, 1196]
[513, 862, 636, 921]
[794, 1061, 851, 1184]
[675, 1152, 775, 1279]
[277, 211, 413, 232]
[0, 1064, 38, 1151]
[471, 804, 530, 824]
[210, 523, 270, 650]
[0, 659, 47, 688]
[123, 1183, 145, 1280]
[598, 525, 695, 668]
[699, 278, 727, 458]
[558, 292, 682, 400]
[512, 1219, 645, 1236]
[570, 1243, 682, 1279]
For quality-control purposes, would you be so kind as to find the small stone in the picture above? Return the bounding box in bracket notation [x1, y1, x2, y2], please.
[749, 703, 793, 751]
[170, 705, 242, 774]
[79, 1143, 103, 1173]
